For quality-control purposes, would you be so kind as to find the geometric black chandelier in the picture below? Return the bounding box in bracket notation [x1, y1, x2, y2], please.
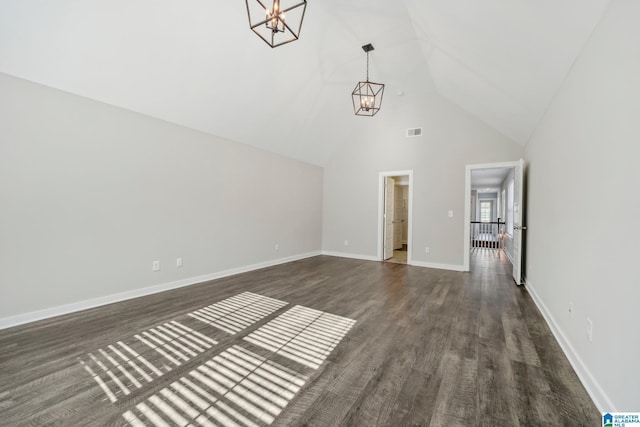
[352, 43, 385, 117]
[245, 0, 308, 48]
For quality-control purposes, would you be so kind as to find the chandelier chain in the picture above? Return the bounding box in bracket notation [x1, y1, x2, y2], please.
[366, 51, 370, 82]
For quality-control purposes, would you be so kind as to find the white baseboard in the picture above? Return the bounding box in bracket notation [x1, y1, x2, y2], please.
[321, 251, 379, 262]
[321, 251, 465, 272]
[505, 249, 514, 265]
[409, 260, 466, 272]
[503, 246, 514, 265]
[524, 278, 615, 412]
[0, 251, 321, 330]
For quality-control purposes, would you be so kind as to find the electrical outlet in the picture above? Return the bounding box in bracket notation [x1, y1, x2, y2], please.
[275, 243, 279, 251]
[448, 210, 454, 218]
[425, 246, 430, 254]
[586, 318, 593, 342]
[152, 260, 160, 272]
[344, 240, 349, 246]
[176, 257, 183, 268]
[569, 302, 574, 319]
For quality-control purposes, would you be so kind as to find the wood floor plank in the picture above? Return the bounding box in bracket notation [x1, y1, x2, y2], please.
[341, 327, 417, 426]
[429, 352, 479, 426]
[384, 369, 441, 427]
[476, 342, 520, 426]
[509, 360, 555, 425]
[289, 318, 399, 426]
[0, 252, 600, 426]
[502, 312, 542, 367]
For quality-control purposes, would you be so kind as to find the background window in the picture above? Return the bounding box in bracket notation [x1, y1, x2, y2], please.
[480, 201, 492, 222]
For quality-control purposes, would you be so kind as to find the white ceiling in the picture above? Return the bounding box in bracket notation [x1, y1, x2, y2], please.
[0, 0, 611, 165]
[471, 167, 512, 191]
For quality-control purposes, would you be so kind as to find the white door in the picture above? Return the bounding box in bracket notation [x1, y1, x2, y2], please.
[393, 186, 404, 249]
[512, 159, 526, 285]
[384, 177, 395, 260]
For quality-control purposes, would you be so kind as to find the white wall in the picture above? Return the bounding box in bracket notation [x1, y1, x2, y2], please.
[524, 0, 640, 411]
[0, 73, 323, 325]
[323, 91, 523, 268]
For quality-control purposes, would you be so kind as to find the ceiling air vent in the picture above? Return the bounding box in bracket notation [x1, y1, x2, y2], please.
[406, 127, 422, 137]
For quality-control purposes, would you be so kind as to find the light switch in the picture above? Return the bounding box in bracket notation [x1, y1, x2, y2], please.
[448, 210, 454, 218]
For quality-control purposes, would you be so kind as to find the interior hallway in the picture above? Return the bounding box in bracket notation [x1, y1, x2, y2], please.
[0, 252, 598, 426]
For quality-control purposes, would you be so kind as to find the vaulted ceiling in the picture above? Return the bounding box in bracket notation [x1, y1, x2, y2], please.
[0, 0, 611, 165]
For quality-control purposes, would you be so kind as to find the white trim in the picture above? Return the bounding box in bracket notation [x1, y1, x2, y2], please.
[525, 278, 614, 413]
[409, 260, 466, 272]
[0, 251, 321, 330]
[464, 160, 521, 271]
[504, 247, 514, 265]
[377, 170, 414, 263]
[321, 251, 465, 272]
[321, 251, 379, 262]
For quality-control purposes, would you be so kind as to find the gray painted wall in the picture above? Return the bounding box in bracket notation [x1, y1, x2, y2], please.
[322, 91, 523, 267]
[0, 74, 323, 321]
[524, 0, 640, 411]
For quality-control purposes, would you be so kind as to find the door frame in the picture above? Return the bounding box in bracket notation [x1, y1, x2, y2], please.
[463, 161, 520, 271]
[378, 170, 414, 263]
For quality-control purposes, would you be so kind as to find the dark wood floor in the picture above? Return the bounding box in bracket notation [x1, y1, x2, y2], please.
[0, 250, 599, 426]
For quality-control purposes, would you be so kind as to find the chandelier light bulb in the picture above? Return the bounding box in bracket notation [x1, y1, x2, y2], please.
[246, 0, 307, 48]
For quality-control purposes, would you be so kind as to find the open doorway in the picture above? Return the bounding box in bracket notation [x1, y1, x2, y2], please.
[468, 167, 513, 275]
[463, 160, 525, 284]
[378, 170, 413, 265]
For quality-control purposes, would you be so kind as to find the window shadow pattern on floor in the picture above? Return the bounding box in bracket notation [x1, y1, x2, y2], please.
[79, 292, 355, 426]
